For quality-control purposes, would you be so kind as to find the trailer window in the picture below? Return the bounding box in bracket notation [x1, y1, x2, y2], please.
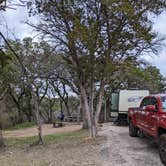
[161, 97, 166, 112]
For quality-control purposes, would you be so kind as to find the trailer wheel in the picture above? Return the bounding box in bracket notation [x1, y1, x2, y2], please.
[159, 134, 166, 165]
[129, 120, 138, 137]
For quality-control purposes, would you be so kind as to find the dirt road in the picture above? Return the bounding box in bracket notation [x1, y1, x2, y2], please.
[99, 123, 163, 166]
[4, 124, 82, 138]
[0, 123, 164, 166]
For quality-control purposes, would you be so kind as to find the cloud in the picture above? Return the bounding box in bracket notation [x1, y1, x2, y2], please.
[153, 11, 166, 34]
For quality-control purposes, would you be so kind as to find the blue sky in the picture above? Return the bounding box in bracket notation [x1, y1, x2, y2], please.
[0, 6, 166, 77]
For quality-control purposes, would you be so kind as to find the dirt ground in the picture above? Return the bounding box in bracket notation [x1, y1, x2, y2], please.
[0, 123, 164, 166]
[99, 123, 163, 166]
[3, 123, 82, 138]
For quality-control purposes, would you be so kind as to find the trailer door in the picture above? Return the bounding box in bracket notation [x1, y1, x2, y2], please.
[110, 93, 119, 117]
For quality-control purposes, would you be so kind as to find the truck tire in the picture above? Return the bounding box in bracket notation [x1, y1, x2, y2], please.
[129, 120, 138, 137]
[159, 134, 166, 166]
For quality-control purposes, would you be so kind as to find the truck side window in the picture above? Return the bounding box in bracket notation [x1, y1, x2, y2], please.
[161, 96, 166, 112]
[140, 98, 151, 108]
[150, 97, 158, 111]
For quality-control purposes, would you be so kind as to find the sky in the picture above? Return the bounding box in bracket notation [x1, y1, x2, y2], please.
[0, 5, 166, 77]
[150, 12, 166, 77]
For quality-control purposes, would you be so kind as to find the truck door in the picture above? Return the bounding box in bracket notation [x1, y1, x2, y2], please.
[145, 97, 158, 136]
[139, 97, 151, 129]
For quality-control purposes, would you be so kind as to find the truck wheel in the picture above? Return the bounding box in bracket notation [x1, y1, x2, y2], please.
[159, 134, 166, 165]
[129, 120, 138, 137]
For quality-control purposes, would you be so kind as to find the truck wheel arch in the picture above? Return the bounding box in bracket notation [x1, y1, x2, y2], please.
[128, 116, 132, 122]
[158, 127, 166, 137]
[159, 134, 166, 165]
[129, 120, 138, 137]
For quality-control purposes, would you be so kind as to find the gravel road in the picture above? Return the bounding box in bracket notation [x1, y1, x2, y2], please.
[98, 123, 163, 166]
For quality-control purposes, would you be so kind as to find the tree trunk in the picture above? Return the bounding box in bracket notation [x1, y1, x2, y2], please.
[82, 113, 89, 129]
[95, 80, 105, 128]
[35, 97, 44, 145]
[27, 114, 32, 122]
[80, 95, 89, 129]
[60, 99, 63, 114]
[25, 112, 32, 122]
[0, 124, 5, 148]
[80, 84, 97, 138]
[64, 100, 71, 116]
[0, 131, 5, 148]
[27, 97, 32, 122]
[82, 105, 89, 129]
[18, 107, 24, 124]
[47, 97, 56, 123]
[48, 108, 53, 123]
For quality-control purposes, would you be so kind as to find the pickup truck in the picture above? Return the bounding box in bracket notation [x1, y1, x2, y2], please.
[128, 94, 166, 165]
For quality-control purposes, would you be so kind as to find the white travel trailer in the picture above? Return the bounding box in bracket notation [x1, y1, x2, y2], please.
[110, 90, 149, 124]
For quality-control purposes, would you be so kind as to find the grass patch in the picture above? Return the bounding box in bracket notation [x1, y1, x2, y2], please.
[5, 122, 36, 131]
[5, 129, 88, 148]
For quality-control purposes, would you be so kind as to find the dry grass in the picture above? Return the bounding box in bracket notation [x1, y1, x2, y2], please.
[0, 129, 104, 166]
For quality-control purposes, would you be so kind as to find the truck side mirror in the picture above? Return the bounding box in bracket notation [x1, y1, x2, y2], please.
[145, 105, 156, 112]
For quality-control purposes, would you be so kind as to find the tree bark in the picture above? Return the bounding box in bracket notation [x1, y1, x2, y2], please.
[35, 97, 44, 145]
[60, 99, 63, 114]
[81, 95, 89, 129]
[9, 91, 24, 123]
[0, 123, 5, 148]
[47, 107, 53, 123]
[17, 107, 24, 123]
[95, 80, 105, 128]
[27, 96, 32, 122]
[80, 84, 97, 138]
[64, 100, 71, 116]
[0, 131, 5, 148]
